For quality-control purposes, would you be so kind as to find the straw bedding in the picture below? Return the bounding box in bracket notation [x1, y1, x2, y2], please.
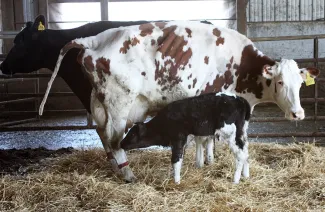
[0, 142, 324, 211]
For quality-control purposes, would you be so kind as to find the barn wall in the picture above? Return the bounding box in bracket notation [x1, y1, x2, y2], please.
[247, 0, 325, 22]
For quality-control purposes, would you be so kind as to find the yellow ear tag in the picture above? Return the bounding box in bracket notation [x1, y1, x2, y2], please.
[38, 22, 45, 31]
[305, 72, 315, 86]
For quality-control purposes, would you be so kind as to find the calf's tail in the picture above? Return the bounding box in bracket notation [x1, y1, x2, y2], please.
[39, 42, 85, 115]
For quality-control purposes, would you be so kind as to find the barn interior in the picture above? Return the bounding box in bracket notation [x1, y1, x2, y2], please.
[0, 1, 325, 211]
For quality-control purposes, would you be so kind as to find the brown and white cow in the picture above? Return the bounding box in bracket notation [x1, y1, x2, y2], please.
[39, 21, 320, 182]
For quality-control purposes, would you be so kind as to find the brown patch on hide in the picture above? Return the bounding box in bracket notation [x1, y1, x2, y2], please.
[77, 49, 85, 65]
[155, 22, 167, 29]
[141, 72, 146, 76]
[154, 25, 193, 91]
[139, 23, 155, 37]
[96, 57, 111, 75]
[151, 39, 156, 46]
[61, 42, 84, 56]
[212, 28, 225, 46]
[84, 55, 94, 72]
[119, 37, 140, 54]
[235, 45, 276, 99]
[204, 56, 209, 64]
[201, 74, 225, 94]
[224, 56, 235, 89]
[185, 28, 192, 38]
[97, 92, 105, 103]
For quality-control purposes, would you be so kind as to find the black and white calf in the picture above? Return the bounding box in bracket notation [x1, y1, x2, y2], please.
[120, 92, 251, 184]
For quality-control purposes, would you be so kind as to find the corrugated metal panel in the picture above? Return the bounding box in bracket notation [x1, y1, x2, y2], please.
[248, 0, 325, 22]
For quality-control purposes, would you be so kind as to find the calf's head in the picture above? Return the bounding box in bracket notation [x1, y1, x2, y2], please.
[120, 122, 161, 150]
[0, 15, 48, 75]
[262, 59, 319, 120]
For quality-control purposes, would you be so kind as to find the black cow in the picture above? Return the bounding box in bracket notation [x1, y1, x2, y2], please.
[120, 93, 251, 184]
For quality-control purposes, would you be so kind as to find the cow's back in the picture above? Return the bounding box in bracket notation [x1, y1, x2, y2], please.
[77, 21, 255, 110]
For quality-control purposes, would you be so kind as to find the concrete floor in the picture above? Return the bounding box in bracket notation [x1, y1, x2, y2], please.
[1, 115, 325, 150]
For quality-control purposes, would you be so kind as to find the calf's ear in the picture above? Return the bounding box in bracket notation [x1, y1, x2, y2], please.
[137, 122, 147, 136]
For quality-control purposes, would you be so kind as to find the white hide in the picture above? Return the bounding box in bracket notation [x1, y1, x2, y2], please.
[216, 123, 249, 184]
[173, 158, 183, 184]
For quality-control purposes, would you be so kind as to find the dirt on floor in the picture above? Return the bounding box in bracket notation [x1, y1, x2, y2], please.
[0, 147, 74, 175]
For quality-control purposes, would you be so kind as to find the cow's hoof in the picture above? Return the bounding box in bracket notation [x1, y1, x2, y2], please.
[125, 176, 137, 183]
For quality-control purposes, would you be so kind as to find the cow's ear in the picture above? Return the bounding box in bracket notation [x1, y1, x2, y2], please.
[262, 64, 275, 79]
[300, 67, 320, 80]
[32, 15, 46, 31]
[300, 67, 319, 86]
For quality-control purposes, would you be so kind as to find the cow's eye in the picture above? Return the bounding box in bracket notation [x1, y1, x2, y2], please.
[278, 81, 283, 86]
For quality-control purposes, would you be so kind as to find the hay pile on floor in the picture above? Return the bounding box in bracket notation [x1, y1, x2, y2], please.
[0, 142, 324, 211]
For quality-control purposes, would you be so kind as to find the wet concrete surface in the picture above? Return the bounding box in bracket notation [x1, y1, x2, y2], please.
[1, 115, 325, 150]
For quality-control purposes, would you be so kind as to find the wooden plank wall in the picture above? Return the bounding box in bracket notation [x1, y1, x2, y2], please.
[247, 0, 325, 22]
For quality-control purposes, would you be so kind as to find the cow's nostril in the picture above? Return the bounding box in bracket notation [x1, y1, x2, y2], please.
[292, 112, 297, 118]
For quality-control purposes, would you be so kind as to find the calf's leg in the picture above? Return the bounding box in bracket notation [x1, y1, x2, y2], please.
[205, 137, 214, 165]
[195, 137, 205, 168]
[242, 121, 250, 179]
[219, 123, 247, 184]
[171, 137, 187, 184]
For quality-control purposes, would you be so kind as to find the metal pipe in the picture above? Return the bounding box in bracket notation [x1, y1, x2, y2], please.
[249, 132, 325, 138]
[314, 37, 319, 122]
[0, 109, 87, 116]
[251, 34, 325, 41]
[2, 92, 76, 98]
[0, 97, 37, 105]
[0, 118, 38, 127]
[0, 74, 53, 78]
[0, 125, 96, 132]
[251, 116, 325, 122]
[0, 78, 36, 84]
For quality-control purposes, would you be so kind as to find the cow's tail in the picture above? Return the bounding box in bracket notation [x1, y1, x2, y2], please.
[39, 42, 85, 115]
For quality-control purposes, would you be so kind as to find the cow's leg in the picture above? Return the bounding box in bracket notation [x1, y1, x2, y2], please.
[195, 137, 205, 168]
[91, 91, 136, 182]
[205, 137, 214, 165]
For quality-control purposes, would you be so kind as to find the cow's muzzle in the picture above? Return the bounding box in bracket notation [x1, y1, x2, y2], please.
[286, 109, 305, 121]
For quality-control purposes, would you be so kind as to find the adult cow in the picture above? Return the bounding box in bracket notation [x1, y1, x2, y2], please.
[39, 21, 319, 182]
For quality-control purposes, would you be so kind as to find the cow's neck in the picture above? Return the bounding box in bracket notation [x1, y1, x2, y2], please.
[234, 45, 276, 113]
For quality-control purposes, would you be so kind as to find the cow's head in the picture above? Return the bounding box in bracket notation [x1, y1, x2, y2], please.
[262, 59, 320, 120]
[120, 122, 161, 150]
[0, 15, 48, 75]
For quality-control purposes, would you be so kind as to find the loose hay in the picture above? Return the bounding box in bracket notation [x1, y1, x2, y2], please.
[0, 142, 324, 211]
